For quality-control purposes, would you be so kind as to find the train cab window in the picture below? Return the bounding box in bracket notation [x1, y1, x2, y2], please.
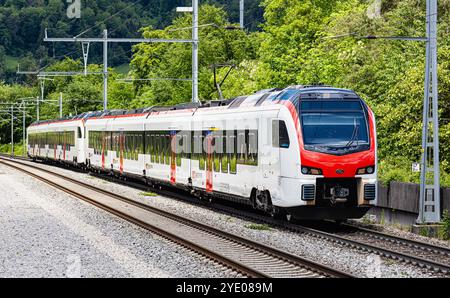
[272, 120, 290, 148]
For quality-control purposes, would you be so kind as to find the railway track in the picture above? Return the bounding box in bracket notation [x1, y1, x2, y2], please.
[0, 156, 352, 278]
[2, 154, 449, 275]
[195, 199, 450, 275]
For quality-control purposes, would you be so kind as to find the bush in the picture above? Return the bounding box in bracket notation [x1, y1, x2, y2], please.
[379, 157, 450, 188]
[0, 142, 25, 156]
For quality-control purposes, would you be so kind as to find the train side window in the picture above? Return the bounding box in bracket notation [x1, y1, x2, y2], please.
[247, 130, 258, 166]
[212, 136, 220, 172]
[150, 133, 155, 163]
[129, 133, 133, 160]
[199, 133, 206, 170]
[192, 133, 200, 162]
[176, 133, 182, 167]
[104, 132, 107, 155]
[135, 132, 139, 160]
[221, 133, 228, 173]
[160, 133, 165, 164]
[183, 132, 190, 160]
[205, 134, 212, 172]
[237, 130, 246, 165]
[165, 133, 171, 165]
[131, 132, 135, 160]
[132, 132, 135, 160]
[272, 120, 290, 148]
[159, 133, 164, 164]
[138, 132, 143, 159]
[140, 132, 144, 157]
[130, 132, 134, 160]
[229, 131, 237, 174]
[123, 133, 127, 159]
[78, 127, 82, 139]
[108, 132, 111, 155]
[154, 133, 159, 163]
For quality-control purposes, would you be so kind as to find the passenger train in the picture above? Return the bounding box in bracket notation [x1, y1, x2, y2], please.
[27, 86, 378, 220]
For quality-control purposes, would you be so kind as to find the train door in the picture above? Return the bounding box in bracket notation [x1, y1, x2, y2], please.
[170, 131, 177, 184]
[101, 131, 106, 170]
[205, 132, 214, 193]
[119, 132, 124, 174]
[170, 130, 191, 186]
[76, 126, 84, 164]
[262, 118, 286, 203]
[260, 118, 279, 179]
[190, 129, 211, 192]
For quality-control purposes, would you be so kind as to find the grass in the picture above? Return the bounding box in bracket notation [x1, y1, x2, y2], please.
[245, 223, 271, 231]
[139, 191, 158, 197]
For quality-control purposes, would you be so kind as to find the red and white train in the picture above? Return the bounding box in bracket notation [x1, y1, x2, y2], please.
[27, 86, 377, 220]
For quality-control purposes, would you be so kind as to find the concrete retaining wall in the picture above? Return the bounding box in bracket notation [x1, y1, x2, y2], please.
[376, 182, 450, 215]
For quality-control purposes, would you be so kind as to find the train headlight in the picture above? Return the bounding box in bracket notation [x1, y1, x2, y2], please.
[301, 166, 322, 175]
[357, 166, 375, 175]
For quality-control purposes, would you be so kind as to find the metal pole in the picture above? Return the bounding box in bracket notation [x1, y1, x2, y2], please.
[103, 29, 108, 111]
[240, 0, 245, 29]
[11, 106, 14, 157]
[59, 92, 63, 118]
[23, 102, 26, 157]
[418, 0, 440, 224]
[192, 0, 199, 103]
[39, 81, 45, 121]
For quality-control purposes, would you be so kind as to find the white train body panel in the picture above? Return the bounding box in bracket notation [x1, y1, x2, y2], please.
[27, 87, 378, 220]
[27, 119, 84, 164]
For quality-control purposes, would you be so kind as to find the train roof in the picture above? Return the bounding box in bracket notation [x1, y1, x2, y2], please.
[29, 85, 359, 126]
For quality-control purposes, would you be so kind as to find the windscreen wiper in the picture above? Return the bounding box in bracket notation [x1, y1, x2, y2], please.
[345, 119, 360, 147]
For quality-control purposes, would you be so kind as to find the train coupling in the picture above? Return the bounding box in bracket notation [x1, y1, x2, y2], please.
[330, 186, 349, 204]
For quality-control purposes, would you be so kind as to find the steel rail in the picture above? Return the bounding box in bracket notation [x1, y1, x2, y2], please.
[0, 156, 352, 278]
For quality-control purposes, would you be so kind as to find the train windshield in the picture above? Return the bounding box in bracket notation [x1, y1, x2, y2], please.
[300, 100, 370, 155]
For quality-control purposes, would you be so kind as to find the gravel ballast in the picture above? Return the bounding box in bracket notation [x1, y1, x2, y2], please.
[14, 160, 448, 278]
[0, 163, 235, 278]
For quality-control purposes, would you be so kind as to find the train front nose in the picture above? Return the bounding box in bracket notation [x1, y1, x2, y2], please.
[300, 178, 377, 207]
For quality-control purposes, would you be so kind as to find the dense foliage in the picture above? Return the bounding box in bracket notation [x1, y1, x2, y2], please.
[0, 0, 263, 82]
[1, 0, 449, 186]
